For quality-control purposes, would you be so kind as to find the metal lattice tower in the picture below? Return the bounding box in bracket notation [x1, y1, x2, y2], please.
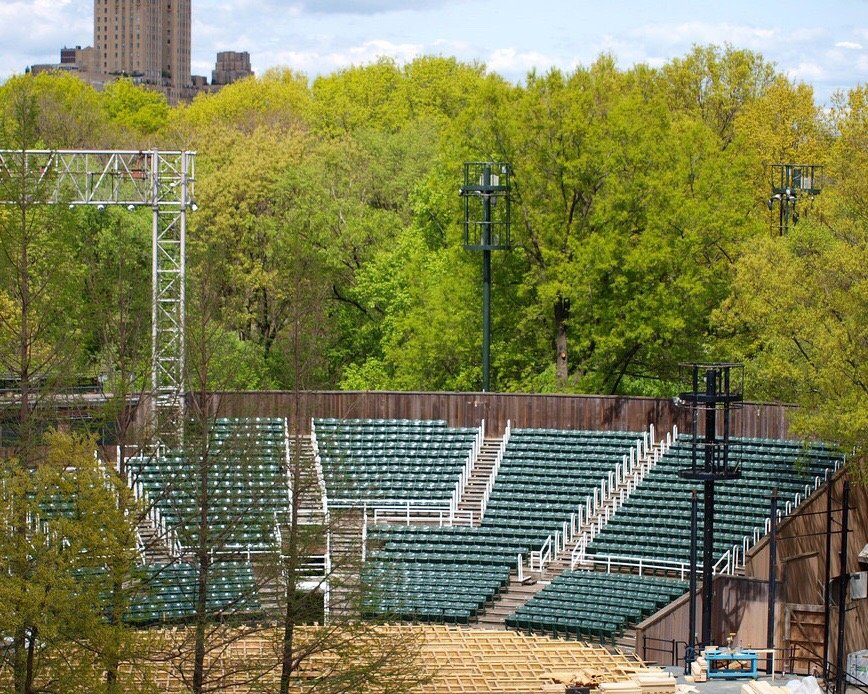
[0, 149, 195, 442]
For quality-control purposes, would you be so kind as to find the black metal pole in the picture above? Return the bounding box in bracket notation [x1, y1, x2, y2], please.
[835, 481, 850, 694]
[701, 368, 716, 647]
[686, 488, 699, 674]
[767, 488, 778, 675]
[823, 480, 833, 683]
[780, 194, 786, 235]
[481, 164, 491, 393]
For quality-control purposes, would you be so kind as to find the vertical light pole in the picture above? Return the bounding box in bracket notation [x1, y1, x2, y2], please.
[767, 164, 823, 235]
[678, 363, 744, 648]
[460, 162, 511, 392]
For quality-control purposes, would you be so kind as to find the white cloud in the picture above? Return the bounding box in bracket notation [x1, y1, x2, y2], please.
[486, 47, 561, 73]
[432, 38, 471, 54]
[631, 21, 777, 50]
[0, 0, 90, 76]
[265, 39, 424, 74]
[834, 41, 863, 50]
[787, 62, 825, 80]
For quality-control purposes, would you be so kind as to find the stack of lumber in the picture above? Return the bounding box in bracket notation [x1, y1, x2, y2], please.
[687, 656, 708, 682]
[740, 681, 790, 694]
[595, 669, 678, 694]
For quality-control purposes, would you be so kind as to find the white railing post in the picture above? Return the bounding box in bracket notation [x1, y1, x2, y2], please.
[361, 509, 367, 562]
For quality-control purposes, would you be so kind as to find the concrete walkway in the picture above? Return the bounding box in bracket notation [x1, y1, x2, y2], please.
[662, 665, 800, 694]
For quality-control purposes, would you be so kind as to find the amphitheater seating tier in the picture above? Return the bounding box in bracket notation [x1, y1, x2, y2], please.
[132, 417, 289, 550]
[586, 436, 840, 565]
[481, 428, 640, 544]
[314, 418, 478, 505]
[361, 428, 641, 624]
[506, 571, 687, 643]
[125, 560, 260, 624]
[360, 560, 509, 624]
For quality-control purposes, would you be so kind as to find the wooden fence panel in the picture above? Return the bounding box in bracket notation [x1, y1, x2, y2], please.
[203, 390, 798, 439]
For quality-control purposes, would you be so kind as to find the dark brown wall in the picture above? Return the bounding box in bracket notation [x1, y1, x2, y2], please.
[635, 576, 776, 666]
[746, 473, 868, 673]
[200, 391, 799, 438]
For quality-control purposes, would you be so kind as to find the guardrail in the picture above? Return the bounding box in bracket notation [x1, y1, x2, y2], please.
[125, 461, 183, 558]
[371, 504, 474, 527]
[449, 419, 486, 520]
[582, 553, 698, 581]
[727, 455, 843, 572]
[479, 419, 511, 521]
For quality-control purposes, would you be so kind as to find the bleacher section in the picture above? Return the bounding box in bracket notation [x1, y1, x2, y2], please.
[131, 417, 288, 551]
[359, 427, 641, 624]
[313, 418, 478, 505]
[506, 571, 686, 644]
[482, 428, 639, 534]
[126, 560, 260, 624]
[360, 558, 510, 623]
[586, 436, 840, 565]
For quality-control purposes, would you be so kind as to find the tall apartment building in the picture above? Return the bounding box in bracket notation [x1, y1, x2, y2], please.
[93, 0, 191, 91]
[212, 51, 253, 86]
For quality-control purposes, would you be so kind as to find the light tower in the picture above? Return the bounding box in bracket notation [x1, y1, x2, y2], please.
[767, 164, 823, 235]
[0, 149, 195, 444]
[459, 162, 511, 392]
[678, 363, 743, 662]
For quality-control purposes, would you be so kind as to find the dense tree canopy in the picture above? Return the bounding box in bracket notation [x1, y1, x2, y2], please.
[0, 45, 864, 462]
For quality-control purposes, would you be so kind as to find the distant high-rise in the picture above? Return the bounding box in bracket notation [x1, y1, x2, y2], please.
[211, 51, 253, 86]
[93, 0, 191, 91]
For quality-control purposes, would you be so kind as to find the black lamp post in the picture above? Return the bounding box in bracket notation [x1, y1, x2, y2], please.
[459, 162, 511, 392]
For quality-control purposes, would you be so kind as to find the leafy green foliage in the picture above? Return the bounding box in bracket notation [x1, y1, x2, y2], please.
[0, 50, 864, 456]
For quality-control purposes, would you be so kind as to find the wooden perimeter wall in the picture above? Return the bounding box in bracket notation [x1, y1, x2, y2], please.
[636, 473, 867, 674]
[201, 391, 799, 438]
[746, 473, 868, 676]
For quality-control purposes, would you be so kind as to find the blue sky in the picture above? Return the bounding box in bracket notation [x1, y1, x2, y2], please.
[1, 0, 866, 103]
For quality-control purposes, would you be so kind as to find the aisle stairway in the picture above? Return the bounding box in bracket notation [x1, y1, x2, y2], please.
[546, 439, 667, 578]
[137, 513, 176, 564]
[456, 436, 503, 526]
[328, 507, 365, 618]
[473, 577, 547, 629]
[468, 438, 668, 632]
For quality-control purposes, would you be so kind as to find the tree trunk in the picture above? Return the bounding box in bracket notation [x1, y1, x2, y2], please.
[554, 296, 570, 385]
[280, 334, 303, 694]
[193, 449, 210, 693]
[25, 626, 37, 694]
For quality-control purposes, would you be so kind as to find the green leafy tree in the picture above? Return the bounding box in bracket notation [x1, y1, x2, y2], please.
[719, 86, 867, 479]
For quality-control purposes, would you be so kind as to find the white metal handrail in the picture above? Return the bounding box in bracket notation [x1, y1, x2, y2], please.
[724, 455, 843, 571]
[449, 419, 486, 519]
[479, 420, 511, 521]
[126, 460, 183, 557]
[555, 423, 672, 571]
[371, 505, 475, 527]
[582, 553, 699, 581]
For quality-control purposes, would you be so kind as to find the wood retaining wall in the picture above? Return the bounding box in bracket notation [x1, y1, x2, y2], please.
[200, 391, 799, 438]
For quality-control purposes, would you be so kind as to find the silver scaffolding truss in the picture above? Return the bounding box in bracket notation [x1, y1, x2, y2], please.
[0, 149, 195, 440]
